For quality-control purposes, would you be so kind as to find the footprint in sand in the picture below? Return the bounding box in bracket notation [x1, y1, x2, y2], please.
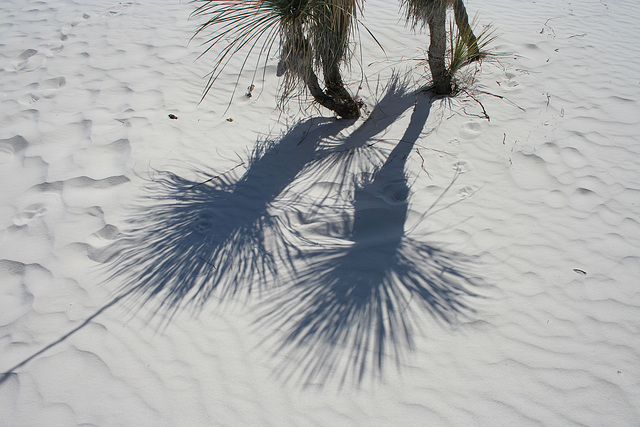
[13, 204, 48, 226]
[0, 136, 28, 164]
[18, 49, 37, 61]
[373, 180, 410, 206]
[460, 122, 482, 139]
[17, 92, 41, 106]
[40, 76, 66, 90]
[38, 76, 66, 98]
[499, 72, 520, 89]
[458, 185, 477, 199]
[4, 49, 44, 72]
[0, 260, 36, 326]
[386, 182, 410, 204]
[46, 43, 64, 55]
[452, 160, 473, 174]
[59, 15, 88, 41]
[104, 1, 134, 18]
[16, 76, 65, 106]
[194, 213, 213, 234]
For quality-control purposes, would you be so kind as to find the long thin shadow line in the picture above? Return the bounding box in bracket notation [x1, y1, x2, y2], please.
[0, 288, 134, 386]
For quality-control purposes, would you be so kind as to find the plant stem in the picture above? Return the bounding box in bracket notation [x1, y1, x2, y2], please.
[452, 0, 479, 58]
[428, 2, 452, 95]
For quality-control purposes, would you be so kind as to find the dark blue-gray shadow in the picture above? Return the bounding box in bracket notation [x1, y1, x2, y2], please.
[107, 77, 417, 324]
[105, 117, 351, 323]
[0, 78, 484, 387]
[255, 91, 483, 388]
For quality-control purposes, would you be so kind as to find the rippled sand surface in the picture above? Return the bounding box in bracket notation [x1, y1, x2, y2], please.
[1, 0, 639, 424]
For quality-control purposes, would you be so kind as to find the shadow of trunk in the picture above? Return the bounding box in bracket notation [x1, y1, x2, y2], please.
[255, 92, 483, 388]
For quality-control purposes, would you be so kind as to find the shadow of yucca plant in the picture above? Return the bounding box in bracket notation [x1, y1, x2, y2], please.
[253, 91, 485, 387]
[192, 0, 363, 119]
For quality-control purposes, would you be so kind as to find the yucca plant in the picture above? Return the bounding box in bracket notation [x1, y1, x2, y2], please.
[192, 0, 362, 119]
[448, 17, 495, 77]
[401, 0, 488, 95]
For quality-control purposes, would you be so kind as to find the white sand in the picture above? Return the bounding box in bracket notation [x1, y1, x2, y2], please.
[1, 0, 640, 425]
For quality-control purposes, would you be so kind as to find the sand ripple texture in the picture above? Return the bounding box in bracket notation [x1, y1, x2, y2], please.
[1, 0, 640, 425]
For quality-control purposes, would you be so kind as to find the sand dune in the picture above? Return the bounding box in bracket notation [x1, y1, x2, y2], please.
[1, 0, 639, 425]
